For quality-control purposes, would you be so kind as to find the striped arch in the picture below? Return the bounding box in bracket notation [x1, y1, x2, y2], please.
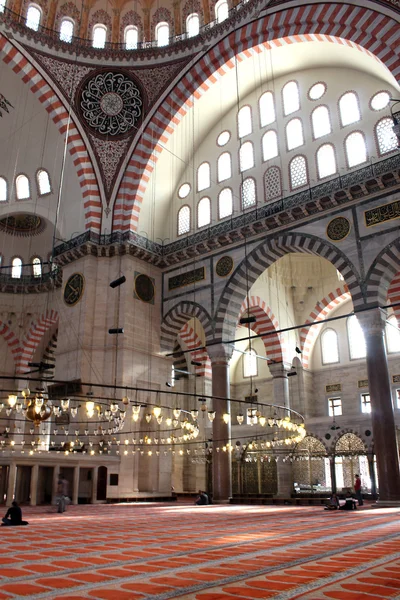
[113, 3, 399, 232]
[178, 322, 212, 378]
[214, 233, 362, 343]
[388, 272, 400, 321]
[17, 310, 59, 374]
[161, 301, 213, 353]
[0, 322, 21, 366]
[300, 286, 351, 369]
[238, 296, 284, 363]
[40, 331, 58, 380]
[366, 239, 400, 310]
[0, 35, 102, 233]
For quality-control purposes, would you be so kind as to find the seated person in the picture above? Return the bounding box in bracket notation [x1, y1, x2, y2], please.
[339, 491, 357, 510]
[324, 493, 340, 510]
[195, 490, 209, 505]
[2, 501, 28, 526]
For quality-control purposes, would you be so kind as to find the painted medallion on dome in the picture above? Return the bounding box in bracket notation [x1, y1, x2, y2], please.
[326, 216, 351, 241]
[0, 214, 45, 236]
[80, 71, 142, 136]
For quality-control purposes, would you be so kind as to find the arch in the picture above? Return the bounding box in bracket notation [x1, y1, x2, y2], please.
[0, 322, 21, 365]
[0, 34, 102, 232]
[178, 322, 211, 378]
[214, 234, 362, 343]
[300, 285, 351, 368]
[17, 309, 59, 373]
[114, 3, 399, 232]
[161, 301, 213, 353]
[366, 239, 400, 308]
[238, 296, 284, 363]
[388, 272, 400, 321]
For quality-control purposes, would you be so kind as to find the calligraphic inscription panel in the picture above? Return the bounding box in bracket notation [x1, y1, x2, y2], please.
[325, 383, 341, 393]
[168, 267, 205, 291]
[365, 200, 400, 227]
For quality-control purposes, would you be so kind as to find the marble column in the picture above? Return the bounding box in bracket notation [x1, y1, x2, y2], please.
[368, 453, 377, 499]
[52, 464, 60, 505]
[209, 345, 233, 503]
[91, 466, 98, 503]
[30, 464, 39, 506]
[72, 466, 80, 505]
[358, 309, 400, 504]
[269, 362, 290, 409]
[329, 456, 337, 494]
[6, 463, 16, 507]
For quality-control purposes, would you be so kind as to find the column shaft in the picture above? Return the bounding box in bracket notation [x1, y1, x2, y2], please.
[6, 463, 16, 507]
[30, 464, 39, 506]
[72, 466, 80, 505]
[91, 466, 98, 503]
[211, 360, 231, 502]
[52, 465, 60, 505]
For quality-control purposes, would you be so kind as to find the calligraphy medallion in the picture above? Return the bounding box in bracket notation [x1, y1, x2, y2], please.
[216, 256, 234, 277]
[326, 216, 351, 241]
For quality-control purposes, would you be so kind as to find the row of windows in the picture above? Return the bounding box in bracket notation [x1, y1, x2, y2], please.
[0, 170, 51, 202]
[328, 390, 400, 416]
[176, 122, 395, 234]
[321, 315, 400, 364]
[0, 256, 45, 279]
[9, 0, 230, 48]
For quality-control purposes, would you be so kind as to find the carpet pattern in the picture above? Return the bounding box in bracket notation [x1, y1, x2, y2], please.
[0, 503, 400, 599]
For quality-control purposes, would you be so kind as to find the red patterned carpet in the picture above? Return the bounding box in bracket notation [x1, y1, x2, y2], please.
[1, 502, 400, 600]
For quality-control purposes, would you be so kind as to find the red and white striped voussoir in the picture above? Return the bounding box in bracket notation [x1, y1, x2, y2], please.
[300, 286, 350, 369]
[113, 3, 398, 233]
[0, 35, 102, 233]
[239, 296, 284, 363]
[388, 272, 400, 322]
[0, 322, 21, 363]
[16, 311, 59, 374]
[178, 323, 212, 378]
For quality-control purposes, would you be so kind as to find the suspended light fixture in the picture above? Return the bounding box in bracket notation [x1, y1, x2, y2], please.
[208, 410, 216, 422]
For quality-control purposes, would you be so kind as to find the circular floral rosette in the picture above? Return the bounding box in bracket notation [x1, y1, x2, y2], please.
[80, 71, 142, 136]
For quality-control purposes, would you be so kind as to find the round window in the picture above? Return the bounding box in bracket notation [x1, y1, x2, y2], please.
[370, 91, 390, 111]
[178, 183, 191, 199]
[217, 130, 231, 146]
[308, 83, 326, 101]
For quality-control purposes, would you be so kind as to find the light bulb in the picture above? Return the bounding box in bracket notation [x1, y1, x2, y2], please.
[222, 413, 230, 424]
[8, 394, 17, 408]
[153, 406, 162, 418]
[208, 411, 216, 422]
[173, 408, 181, 419]
[237, 414, 244, 425]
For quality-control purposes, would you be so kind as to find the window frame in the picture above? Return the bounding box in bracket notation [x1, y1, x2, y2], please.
[11, 256, 23, 279]
[59, 17, 74, 43]
[197, 161, 211, 192]
[186, 13, 200, 37]
[339, 91, 361, 128]
[237, 105, 252, 139]
[31, 256, 42, 278]
[328, 396, 342, 417]
[177, 204, 191, 236]
[347, 315, 367, 360]
[92, 23, 107, 48]
[311, 104, 332, 140]
[386, 314, 400, 354]
[370, 90, 390, 112]
[217, 152, 232, 183]
[344, 130, 368, 169]
[0, 176, 8, 202]
[375, 117, 398, 157]
[261, 129, 279, 162]
[26, 3, 41, 31]
[264, 166, 282, 202]
[218, 187, 233, 220]
[15, 173, 31, 201]
[316, 143, 337, 180]
[240, 176, 257, 210]
[286, 117, 304, 151]
[289, 155, 308, 191]
[394, 388, 400, 410]
[282, 80, 300, 117]
[36, 168, 52, 196]
[243, 348, 258, 378]
[259, 91, 276, 128]
[124, 25, 139, 49]
[320, 328, 340, 365]
[239, 140, 255, 172]
[155, 21, 169, 47]
[360, 392, 371, 414]
[215, 0, 229, 23]
[197, 196, 211, 229]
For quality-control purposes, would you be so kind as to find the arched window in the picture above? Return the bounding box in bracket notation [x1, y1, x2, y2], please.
[312, 106, 331, 138]
[11, 257, 22, 279]
[376, 117, 398, 156]
[289, 156, 308, 189]
[125, 26, 138, 49]
[37, 169, 51, 195]
[26, 4, 41, 30]
[339, 92, 360, 126]
[262, 130, 278, 161]
[241, 177, 256, 209]
[60, 18, 74, 43]
[156, 21, 169, 46]
[321, 328, 339, 364]
[244, 348, 257, 377]
[345, 132, 367, 167]
[386, 315, 400, 353]
[238, 106, 252, 138]
[186, 13, 199, 37]
[239, 141, 254, 172]
[264, 166, 282, 202]
[0, 0, 5, 13]
[178, 205, 190, 235]
[282, 81, 300, 116]
[92, 24, 107, 48]
[215, 0, 228, 23]
[218, 188, 233, 219]
[317, 144, 337, 179]
[286, 118, 304, 150]
[217, 152, 231, 182]
[259, 91, 275, 127]
[197, 162, 210, 192]
[16, 174, 30, 200]
[0, 177, 7, 202]
[32, 257, 42, 278]
[348, 315, 366, 359]
[197, 197, 211, 228]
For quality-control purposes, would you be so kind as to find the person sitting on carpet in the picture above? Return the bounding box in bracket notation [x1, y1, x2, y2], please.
[339, 491, 357, 510]
[324, 493, 340, 510]
[2, 501, 28, 526]
[195, 490, 209, 505]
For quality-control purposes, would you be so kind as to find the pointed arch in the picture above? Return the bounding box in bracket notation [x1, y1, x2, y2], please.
[300, 286, 351, 369]
[0, 322, 21, 365]
[0, 35, 102, 232]
[214, 233, 362, 344]
[178, 322, 211, 378]
[17, 310, 59, 373]
[238, 296, 284, 363]
[388, 272, 400, 322]
[113, 4, 399, 231]
[161, 301, 213, 353]
[366, 238, 400, 309]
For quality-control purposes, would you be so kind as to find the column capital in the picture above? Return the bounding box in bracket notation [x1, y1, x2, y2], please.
[268, 362, 292, 378]
[208, 343, 234, 365]
[356, 308, 387, 336]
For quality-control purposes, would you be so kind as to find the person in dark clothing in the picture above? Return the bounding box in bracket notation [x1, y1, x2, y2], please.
[195, 490, 209, 505]
[2, 501, 28, 526]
